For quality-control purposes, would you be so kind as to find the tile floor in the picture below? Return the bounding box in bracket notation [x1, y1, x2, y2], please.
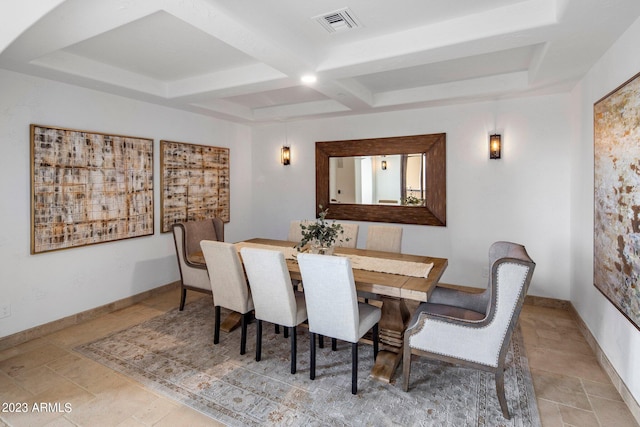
[0, 289, 638, 426]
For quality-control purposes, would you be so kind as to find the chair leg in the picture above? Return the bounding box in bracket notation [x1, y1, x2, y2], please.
[290, 326, 297, 374]
[214, 306, 221, 344]
[495, 369, 511, 419]
[331, 338, 337, 351]
[179, 287, 187, 311]
[275, 324, 280, 334]
[318, 335, 324, 348]
[310, 333, 316, 380]
[256, 319, 262, 362]
[402, 341, 411, 392]
[351, 342, 358, 395]
[372, 323, 379, 359]
[240, 312, 249, 355]
[284, 327, 289, 339]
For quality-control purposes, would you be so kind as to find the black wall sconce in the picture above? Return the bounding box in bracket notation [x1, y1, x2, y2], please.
[281, 146, 291, 165]
[381, 160, 387, 170]
[489, 134, 501, 159]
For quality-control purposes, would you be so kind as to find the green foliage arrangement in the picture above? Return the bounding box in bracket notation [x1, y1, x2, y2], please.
[296, 206, 349, 251]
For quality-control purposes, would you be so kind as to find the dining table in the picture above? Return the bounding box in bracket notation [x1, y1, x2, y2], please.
[192, 237, 448, 383]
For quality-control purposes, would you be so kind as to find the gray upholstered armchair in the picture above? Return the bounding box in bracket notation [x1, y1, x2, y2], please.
[402, 241, 535, 419]
[172, 218, 224, 310]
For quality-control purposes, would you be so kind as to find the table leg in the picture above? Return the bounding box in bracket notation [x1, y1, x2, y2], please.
[220, 311, 242, 333]
[370, 296, 410, 383]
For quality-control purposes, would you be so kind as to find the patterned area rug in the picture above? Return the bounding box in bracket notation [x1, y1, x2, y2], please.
[75, 298, 541, 426]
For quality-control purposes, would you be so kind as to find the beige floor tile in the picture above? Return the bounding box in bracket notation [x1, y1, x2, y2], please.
[531, 368, 592, 410]
[131, 396, 179, 425]
[66, 381, 158, 427]
[0, 344, 69, 378]
[557, 404, 599, 427]
[12, 365, 71, 395]
[527, 347, 610, 384]
[116, 417, 147, 427]
[153, 405, 226, 427]
[0, 337, 51, 362]
[582, 378, 624, 402]
[537, 399, 564, 427]
[3, 380, 95, 427]
[590, 395, 639, 426]
[42, 417, 78, 427]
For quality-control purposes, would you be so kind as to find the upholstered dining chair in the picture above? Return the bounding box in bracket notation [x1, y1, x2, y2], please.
[360, 225, 403, 303]
[287, 220, 305, 243]
[334, 222, 359, 248]
[200, 240, 254, 355]
[297, 253, 381, 394]
[240, 247, 307, 373]
[365, 225, 403, 253]
[402, 241, 535, 419]
[172, 218, 224, 310]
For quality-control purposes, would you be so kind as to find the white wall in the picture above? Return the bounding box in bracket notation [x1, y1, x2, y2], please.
[0, 69, 253, 337]
[249, 95, 572, 299]
[570, 16, 640, 405]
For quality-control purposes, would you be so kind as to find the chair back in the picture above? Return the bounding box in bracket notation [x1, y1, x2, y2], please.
[240, 247, 301, 327]
[200, 240, 252, 313]
[171, 224, 209, 291]
[366, 225, 402, 253]
[297, 253, 360, 342]
[182, 219, 223, 257]
[287, 220, 311, 243]
[334, 222, 359, 248]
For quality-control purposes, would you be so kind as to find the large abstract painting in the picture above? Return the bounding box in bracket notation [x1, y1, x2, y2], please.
[31, 125, 154, 254]
[594, 71, 640, 330]
[160, 140, 230, 233]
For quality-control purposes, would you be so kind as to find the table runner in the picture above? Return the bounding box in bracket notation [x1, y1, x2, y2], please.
[234, 241, 433, 278]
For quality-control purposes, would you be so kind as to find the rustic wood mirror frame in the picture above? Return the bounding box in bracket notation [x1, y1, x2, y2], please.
[316, 133, 446, 226]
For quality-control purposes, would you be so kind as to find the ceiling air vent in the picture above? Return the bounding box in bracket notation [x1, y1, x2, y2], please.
[314, 8, 361, 33]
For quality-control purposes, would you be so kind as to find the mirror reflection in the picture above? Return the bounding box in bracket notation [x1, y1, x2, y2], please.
[329, 153, 426, 206]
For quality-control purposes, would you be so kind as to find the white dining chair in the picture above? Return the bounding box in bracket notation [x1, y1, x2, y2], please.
[200, 240, 254, 355]
[240, 247, 308, 373]
[297, 253, 381, 394]
[366, 225, 402, 253]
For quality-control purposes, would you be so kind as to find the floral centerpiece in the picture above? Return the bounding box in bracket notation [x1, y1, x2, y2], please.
[296, 206, 349, 255]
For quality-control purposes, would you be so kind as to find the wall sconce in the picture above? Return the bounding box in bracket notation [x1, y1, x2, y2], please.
[489, 134, 501, 159]
[381, 160, 387, 170]
[281, 146, 291, 165]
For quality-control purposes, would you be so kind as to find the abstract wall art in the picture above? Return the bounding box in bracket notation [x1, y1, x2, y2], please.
[594, 71, 640, 330]
[31, 125, 154, 254]
[160, 140, 230, 233]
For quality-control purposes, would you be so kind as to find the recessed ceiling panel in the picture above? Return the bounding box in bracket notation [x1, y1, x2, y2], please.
[224, 86, 329, 109]
[62, 11, 257, 81]
[354, 45, 540, 93]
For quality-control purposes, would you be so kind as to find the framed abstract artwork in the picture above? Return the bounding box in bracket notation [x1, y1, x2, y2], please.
[593, 71, 640, 330]
[31, 124, 154, 254]
[160, 140, 230, 233]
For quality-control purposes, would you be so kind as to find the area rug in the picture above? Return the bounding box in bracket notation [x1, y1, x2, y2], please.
[75, 298, 541, 426]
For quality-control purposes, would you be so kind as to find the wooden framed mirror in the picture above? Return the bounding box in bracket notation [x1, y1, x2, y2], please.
[316, 133, 446, 226]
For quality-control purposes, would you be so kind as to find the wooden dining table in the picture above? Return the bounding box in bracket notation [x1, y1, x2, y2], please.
[193, 237, 448, 383]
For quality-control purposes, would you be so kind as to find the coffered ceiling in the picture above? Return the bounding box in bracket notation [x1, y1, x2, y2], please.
[2, 0, 639, 124]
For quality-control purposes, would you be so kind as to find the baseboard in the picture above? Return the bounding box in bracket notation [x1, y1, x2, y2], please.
[0, 281, 180, 352]
[567, 304, 640, 424]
